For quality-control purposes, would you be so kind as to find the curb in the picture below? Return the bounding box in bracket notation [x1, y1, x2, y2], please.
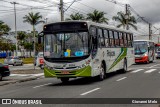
[0, 75, 44, 86]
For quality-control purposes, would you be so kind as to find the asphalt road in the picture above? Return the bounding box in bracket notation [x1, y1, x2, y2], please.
[1, 60, 160, 107]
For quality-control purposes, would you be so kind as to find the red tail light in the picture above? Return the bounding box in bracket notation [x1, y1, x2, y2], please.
[4, 66, 9, 69]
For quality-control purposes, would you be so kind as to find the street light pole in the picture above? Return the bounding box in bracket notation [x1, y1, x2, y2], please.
[60, 0, 64, 21]
[11, 2, 19, 56]
[149, 23, 152, 40]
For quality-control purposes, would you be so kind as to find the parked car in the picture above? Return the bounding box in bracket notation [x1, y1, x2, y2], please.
[34, 52, 44, 69]
[0, 63, 10, 81]
[4, 56, 23, 66]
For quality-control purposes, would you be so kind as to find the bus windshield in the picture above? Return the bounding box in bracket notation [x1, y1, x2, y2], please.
[44, 31, 89, 59]
[134, 41, 148, 55]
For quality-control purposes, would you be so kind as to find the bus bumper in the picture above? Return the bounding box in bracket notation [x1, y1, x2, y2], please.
[135, 56, 149, 63]
[44, 66, 92, 78]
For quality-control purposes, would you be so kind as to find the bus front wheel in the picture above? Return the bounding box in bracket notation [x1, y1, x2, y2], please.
[60, 77, 69, 83]
[99, 64, 106, 81]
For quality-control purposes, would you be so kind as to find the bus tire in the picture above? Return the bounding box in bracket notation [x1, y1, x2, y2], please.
[60, 77, 69, 83]
[121, 59, 127, 73]
[99, 63, 106, 81]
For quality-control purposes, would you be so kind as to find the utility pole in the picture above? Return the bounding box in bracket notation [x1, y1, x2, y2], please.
[149, 23, 152, 40]
[11, 2, 19, 56]
[60, 0, 64, 21]
[158, 29, 160, 43]
[125, 4, 129, 30]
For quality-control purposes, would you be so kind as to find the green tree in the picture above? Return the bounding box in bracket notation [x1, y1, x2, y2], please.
[23, 12, 44, 57]
[66, 12, 85, 20]
[36, 43, 43, 52]
[0, 42, 11, 57]
[0, 20, 11, 36]
[17, 31, 27, 57]
[17, 31, 26, 46]
[10, 44, 16, 52]
[24, 42, 33, 57]
[87, 10, 108, 24]
[112, 11, 137, 30]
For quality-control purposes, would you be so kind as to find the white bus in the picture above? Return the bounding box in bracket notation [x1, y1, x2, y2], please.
[39, 21, 135, 83]
[134, 40, 155, 63]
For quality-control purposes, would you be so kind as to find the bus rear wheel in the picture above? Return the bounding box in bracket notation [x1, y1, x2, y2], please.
[121, 59, 127, 73]
[60, 77, 69, 83]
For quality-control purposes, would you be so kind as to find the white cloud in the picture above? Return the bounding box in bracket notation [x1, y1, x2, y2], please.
[0, 0, 160, 39]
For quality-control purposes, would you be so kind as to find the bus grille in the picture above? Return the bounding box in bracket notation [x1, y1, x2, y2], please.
[54, 66, 77, 70]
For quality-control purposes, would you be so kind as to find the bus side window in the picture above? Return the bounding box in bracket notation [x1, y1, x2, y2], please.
[127, 33, 131, 47]
[90, 26, 97, 36]
[114, 31, 119, 47]
[89, 26, 98, 58]
[119, 32, 124, 47]
[123, 33, 127, 47]
[98, 28, 105, 47]
[109, 30, 114, 47]
[130, 34, 133, 47]
[104, 29, 109, 47]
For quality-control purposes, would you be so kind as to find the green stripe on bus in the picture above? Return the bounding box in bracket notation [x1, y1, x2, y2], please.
[44, 65, 92, 77]
[109, 48, 127, 71]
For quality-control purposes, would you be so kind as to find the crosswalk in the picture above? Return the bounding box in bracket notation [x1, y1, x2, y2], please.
[130, 69, 159, 74]
[10, 73, 44, 77]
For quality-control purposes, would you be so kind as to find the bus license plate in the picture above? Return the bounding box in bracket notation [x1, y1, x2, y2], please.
[61, 71, 70, 74]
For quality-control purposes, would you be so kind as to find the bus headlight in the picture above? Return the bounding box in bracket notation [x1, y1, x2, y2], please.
[155, 53, 157, 56]
[143, 53, 148, 57]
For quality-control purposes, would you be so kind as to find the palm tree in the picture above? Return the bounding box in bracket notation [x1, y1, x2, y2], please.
[17, 31, 26, 46]
[0, 21, 11, 36]
[112, 11, 137, 30]
[87, 10, 108, 24]
[17, 31, 27, 56]
[23, 12, 44, 59]
[66, 12, 85, 20]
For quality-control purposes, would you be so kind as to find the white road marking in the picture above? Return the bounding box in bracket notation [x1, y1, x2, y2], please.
[10, 74, 31, 77]
[144, 69, 156, 73]
[80, 88, 100, 96]
[131, 69, 144, 73]
[116, 77, 127, 81]
[10, 73, 44, 77]
[31, 73, 44, 77]
[149, 64, 160, 68]
[33, 83, 52, 89]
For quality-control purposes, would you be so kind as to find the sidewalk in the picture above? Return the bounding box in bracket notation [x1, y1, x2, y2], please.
[0, 70, 44, 86]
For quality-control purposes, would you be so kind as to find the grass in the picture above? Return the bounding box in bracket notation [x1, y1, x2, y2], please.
[22, 57, 34, 64]
[0, 57, 34, 64]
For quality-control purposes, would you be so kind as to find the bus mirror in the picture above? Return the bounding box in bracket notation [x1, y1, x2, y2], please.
[38, 36, 41, 44]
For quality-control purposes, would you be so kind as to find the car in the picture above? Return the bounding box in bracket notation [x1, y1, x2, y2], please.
[4, 56, 23, 66]
[0, 63, 10, 81]
[34, 52, 44, 69]
[155, 51, 160, 59]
